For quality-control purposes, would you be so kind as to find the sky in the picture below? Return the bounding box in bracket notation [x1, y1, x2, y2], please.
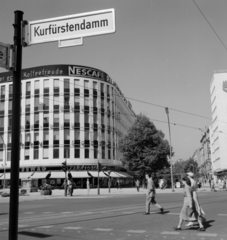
[1, 0, 227, 161]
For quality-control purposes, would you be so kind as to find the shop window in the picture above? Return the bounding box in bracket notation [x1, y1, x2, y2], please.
[54, 79, 59, 94]
[54, 96, 59, 110]
[108, 148, 111, 160]
[7, 150, 11, 161]
[8, 84, 13, 99]
[64, 79, 70, 94]
[25, 98, 30, 112]
[0, 101, 4, 115]
[34, 97, 39, 111]
[74, 129, 80, 140]
[26, 82, 31, 97]
[54, 113, 59, 128]
[0, 86, 5, 100]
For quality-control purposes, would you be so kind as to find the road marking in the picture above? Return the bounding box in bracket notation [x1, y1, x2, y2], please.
[18, 225, 28, 228]
[167, 213, 179, 215]
[122, 212, 135, 214]
[198, 233, 217, 237]
[94, 228, 113, 231]
[36, 226, 53, 229]
[218, 214, 227, 216]
[42, 212, 52, 214]
[61, 212, 74, 214]
[127, 230, 146, 233]
[63, 227, 82, 230]
[161, 231, 180, 235]
[23, 212, 35, 214]
[79, 212, 93, 215]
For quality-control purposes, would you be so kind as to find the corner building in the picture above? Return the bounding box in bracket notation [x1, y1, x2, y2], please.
[0, 65, 136, 190]
[210, 72, 227, 180]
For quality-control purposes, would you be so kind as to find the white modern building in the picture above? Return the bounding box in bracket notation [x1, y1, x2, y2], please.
[0, 64, 136, 190]
[210, 71, 227, 179]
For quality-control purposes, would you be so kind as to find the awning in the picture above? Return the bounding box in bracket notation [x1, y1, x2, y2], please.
[20, 172, 35, 179]
[31, 172, 50, 179]
[0, 173, 10, 179]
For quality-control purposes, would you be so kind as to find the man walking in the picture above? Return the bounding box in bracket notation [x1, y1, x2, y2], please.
[144, 173, 164, 215]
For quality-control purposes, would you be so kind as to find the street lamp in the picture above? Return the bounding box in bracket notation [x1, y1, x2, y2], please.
[165, 107, 174, 192]
[0, 135, 7, 189]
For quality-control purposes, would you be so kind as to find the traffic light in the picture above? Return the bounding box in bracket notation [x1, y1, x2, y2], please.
[61, 161, 67, 172]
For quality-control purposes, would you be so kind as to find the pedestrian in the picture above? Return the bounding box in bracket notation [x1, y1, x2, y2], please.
[136, 179, 140, 192]
[68, 179, 74, 196]
[210, 178, 215, 191]
[223, 178, 226, 191]
[144, 173, 164, 215]
[86, 178, 90, 195]
[173, 175, 205, 231]
[62, 179, 68, 196]
[116, 179, 121, 189]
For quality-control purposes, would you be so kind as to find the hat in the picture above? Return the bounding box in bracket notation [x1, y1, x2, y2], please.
[187, 172, 194, 177]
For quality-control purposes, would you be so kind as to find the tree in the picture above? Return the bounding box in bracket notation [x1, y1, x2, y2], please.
[119, 114, 171, 179]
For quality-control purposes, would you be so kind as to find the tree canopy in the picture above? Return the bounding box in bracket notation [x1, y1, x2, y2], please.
[119, 114, 171, 177]
[173, 157, 198, 175]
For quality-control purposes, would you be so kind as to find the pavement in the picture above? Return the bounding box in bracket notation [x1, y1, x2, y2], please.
[0, 183, 213, 203]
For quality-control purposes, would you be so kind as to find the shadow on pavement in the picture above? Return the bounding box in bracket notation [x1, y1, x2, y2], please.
[18, 231, 53, 238]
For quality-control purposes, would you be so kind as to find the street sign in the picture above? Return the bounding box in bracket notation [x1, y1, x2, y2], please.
[28, 9, 115, 45]
[0, 42, 11, 70]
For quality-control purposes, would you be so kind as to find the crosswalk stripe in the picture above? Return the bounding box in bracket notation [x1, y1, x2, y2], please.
[42, 212, 52, 214]
[94, 228, 113, 231]
[18, 225, 28, 228]
[198, 233, 217, 237]
[167, 213, 179, 215]
[127, 230, 146, 233]
[36, 226, 53, 229]
[122, 212, 135, 214]
[61, 212, 74, 214]
[23, 212, 35, 214]
[63, 227, 82, 230]
[161, 231, 180, 235]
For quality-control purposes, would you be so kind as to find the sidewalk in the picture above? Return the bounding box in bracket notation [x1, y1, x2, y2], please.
[0, 184, 212, 203]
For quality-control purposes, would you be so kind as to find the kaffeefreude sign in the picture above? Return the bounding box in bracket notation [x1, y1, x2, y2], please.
[0, 64, 113, 84]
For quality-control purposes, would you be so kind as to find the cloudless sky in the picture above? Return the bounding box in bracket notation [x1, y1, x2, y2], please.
[1, 0, 227, 161]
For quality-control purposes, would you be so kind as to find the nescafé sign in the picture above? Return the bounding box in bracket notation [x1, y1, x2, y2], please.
[0, 64, 113, 83]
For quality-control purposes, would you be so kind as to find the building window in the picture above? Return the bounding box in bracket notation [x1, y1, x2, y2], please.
[93, 97, 97, 108]
[43, 131, 49, 141]
[25, 149, 30, 160]
[25, 98, 30, 112]
[34, 80, 39, 95]
[54, 96, 59, 110]
[0, 117, 4, 130]
[74, 96, 80, 106]
[54, 79, 59, 94]
[8, 116, 12, 129]
[75, 148, 80, 158]
[43, 112, 49, 128]
[34, 149, 39, 160]
[54, 113, 59, 127]
[64, 129, 70, 141]
[93, 130, 98, 141]
[93, 113, 97, 124]
[53, 130, 59, 140]
[34, 113, 39, 129]
[64, 148, 70, 158]
[7, 150, 11, 161]
[0, 151, 3, 161]
[64, 113, 70, 127]
[64, 79, 70, 94]
[108, 148, 111, 159]
[26, 82, 31, 96]
[0, 101, 5, 114]
[44, 79, 49, 94]
[34, 132, 39, 141]
[53, 148, 59, 158]
[1, 86, 5, 99]
[43, 148, 49, 159]
[74, 112, 79, 123]
[34, 97, 39, 111]
[85, 130, 89, 140]
[43, 96, 49, 111]
[102, 146, 105, 159]
[94, 147, 98, 159]
[25, 114, 30, 130]
[9, 84, 13, 99]
[85, 148, 89, 158]
[74, 129, 80, 140]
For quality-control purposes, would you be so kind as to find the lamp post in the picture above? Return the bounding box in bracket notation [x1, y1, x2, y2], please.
[165, 107, 174, 192]
[0, 135, 6, 189]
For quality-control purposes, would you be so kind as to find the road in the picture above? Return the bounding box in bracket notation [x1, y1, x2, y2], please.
[0, 190, 227, 239]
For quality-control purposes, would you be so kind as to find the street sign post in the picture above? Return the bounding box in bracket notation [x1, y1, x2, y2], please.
[27, 9, 115, 46]
[0, 42, 11, 70]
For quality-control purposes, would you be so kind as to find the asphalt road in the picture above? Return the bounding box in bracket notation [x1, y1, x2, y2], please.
[0, 190, 227, 240]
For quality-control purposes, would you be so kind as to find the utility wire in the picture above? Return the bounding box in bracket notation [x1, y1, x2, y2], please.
[192, 0, 227, 50]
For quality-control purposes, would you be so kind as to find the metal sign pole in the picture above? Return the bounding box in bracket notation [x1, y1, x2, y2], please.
[8, 10, 23, 240]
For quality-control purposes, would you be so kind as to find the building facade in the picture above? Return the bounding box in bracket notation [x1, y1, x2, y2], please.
[210, 72, 227, 179]
[0, 64, 136, 189]
[199, 127, 212, 179]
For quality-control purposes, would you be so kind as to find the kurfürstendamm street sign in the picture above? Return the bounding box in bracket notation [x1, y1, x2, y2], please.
[27, 9, 115, 45]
